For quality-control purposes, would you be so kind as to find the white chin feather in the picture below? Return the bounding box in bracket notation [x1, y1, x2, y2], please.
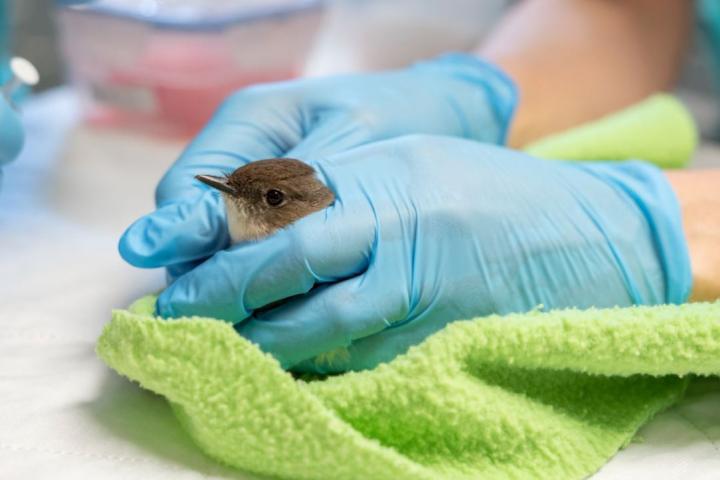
[223, 195, 271, 243]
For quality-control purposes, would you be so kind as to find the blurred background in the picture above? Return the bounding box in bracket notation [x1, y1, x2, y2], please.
[9, 0, 508, 137]
[10, 0, 62, 90]
[8, 0, 720, 139]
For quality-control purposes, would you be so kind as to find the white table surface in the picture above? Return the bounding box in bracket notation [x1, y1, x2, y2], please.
[1, 89, 718, 479]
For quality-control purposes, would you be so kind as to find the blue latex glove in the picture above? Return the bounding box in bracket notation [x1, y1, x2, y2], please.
[0, 95, 23, 176]
[155, 135, 692, 373]
[119, 54, 517, 279]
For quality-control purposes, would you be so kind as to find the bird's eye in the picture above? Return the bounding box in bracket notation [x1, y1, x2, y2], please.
[265, 189, 285, 206]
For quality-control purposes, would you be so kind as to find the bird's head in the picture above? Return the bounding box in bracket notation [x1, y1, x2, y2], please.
[195, 158, 334, 242]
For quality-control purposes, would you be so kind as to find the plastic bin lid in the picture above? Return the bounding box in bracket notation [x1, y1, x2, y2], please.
[63, 0, 324, 30]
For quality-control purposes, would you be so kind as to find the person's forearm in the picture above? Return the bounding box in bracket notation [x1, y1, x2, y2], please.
[666, 169, 720, 302]
[478, 0, 692, 147]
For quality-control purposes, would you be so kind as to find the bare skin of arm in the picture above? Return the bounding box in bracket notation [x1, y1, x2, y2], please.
[666, 170, 720, 301]
[476, 1, 718, 301]
[478, 0, 692, 148]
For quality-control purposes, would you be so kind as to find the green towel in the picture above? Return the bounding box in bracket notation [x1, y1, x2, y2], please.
[98, 94, 712, 479]
[524, 94, 697, 168]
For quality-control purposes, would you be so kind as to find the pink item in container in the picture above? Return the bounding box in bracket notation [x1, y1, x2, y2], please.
[57, 1, 325, 137]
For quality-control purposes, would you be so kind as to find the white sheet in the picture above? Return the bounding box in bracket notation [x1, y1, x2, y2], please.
[1, 89, 718, 479]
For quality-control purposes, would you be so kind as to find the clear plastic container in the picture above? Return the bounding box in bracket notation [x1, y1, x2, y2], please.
[56, 0, 325, 137]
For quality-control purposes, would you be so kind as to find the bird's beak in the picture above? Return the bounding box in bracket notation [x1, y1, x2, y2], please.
[195, 175, 236, 195]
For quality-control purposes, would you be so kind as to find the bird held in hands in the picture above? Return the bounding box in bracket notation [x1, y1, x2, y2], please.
[196, 158, 335, 243]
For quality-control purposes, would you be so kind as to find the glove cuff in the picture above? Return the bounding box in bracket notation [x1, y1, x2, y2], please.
[413, 53, 518, 145]
[576, 161, 693, 304]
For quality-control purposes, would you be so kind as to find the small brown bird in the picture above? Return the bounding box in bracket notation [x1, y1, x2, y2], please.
[195, 158, 335, 243]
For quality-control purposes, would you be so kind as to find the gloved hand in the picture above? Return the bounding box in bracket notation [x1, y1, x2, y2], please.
[119, 54, 517, 279]
[155, 135, 692, 373]
[0, 95, 23, 178]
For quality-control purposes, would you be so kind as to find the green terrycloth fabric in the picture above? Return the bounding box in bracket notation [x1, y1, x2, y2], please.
[100, 299, 720, 480]
[98, 94, 710, 479]
[525, 94, 697, 168]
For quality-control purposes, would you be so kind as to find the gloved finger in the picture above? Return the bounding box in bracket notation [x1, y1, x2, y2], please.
[156, 199, 376, 323]
[165, 258, 205, 284]
[118, 189, 229, 268]
[235, 270, 402, 370]
[283, 110, 369, 161]
[155, 89, 304, 206]
[159, 101, 377, 204]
